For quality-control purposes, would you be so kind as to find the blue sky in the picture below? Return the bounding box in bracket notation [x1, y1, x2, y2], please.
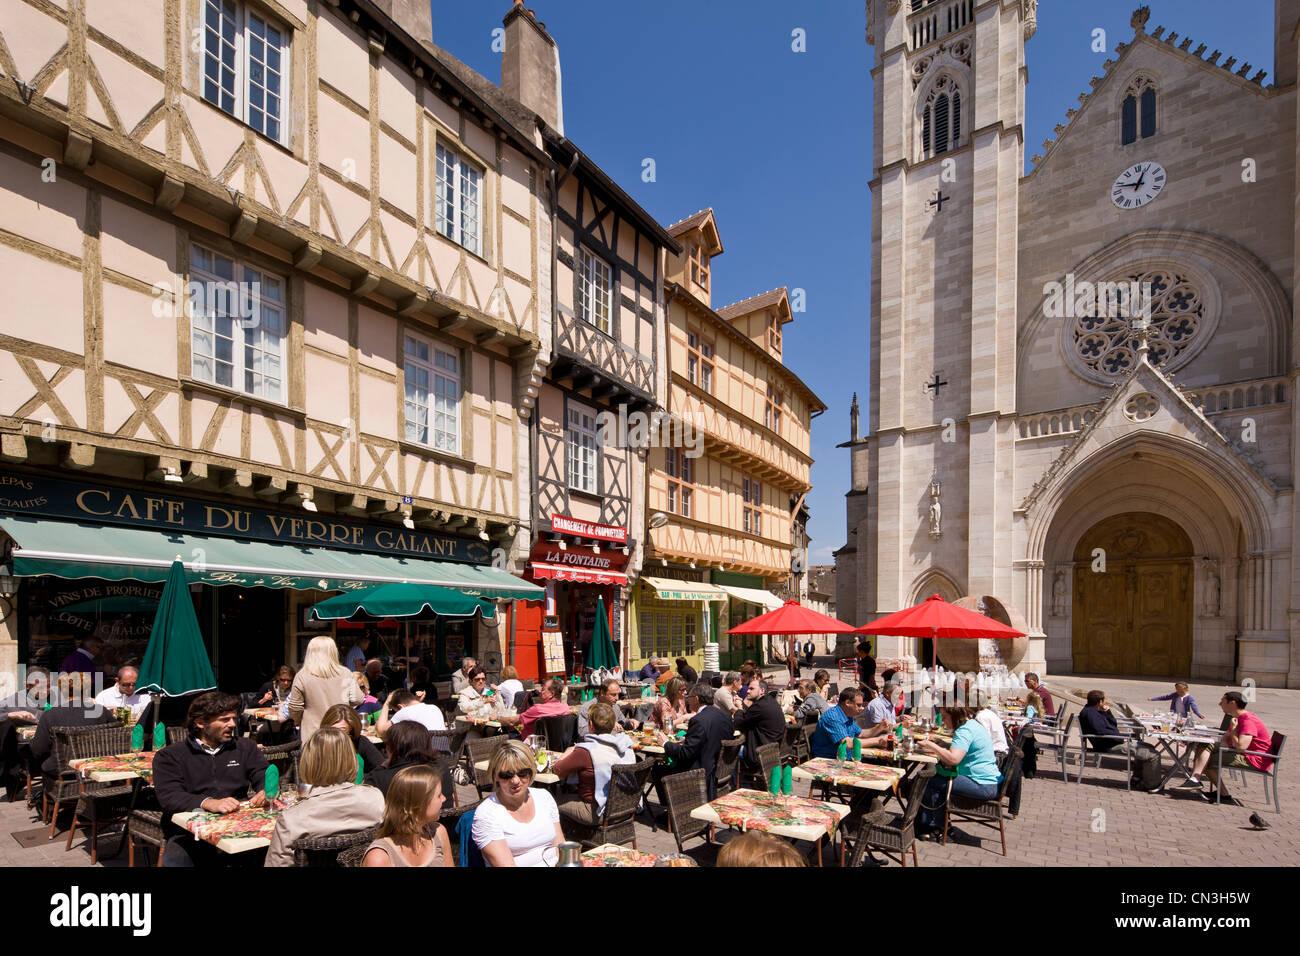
[430, 0, 1278, 566]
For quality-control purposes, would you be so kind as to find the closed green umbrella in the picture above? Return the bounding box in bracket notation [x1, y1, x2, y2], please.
[587, 596, 617, 671]
[310, 582, 496, 621]
[136, 560, 215, 697]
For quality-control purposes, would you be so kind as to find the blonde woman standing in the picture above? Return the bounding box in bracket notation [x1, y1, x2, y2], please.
[289, 636, 361, 743]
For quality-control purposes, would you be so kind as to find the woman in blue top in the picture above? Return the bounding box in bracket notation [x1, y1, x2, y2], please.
[916, 706, 1002, 836]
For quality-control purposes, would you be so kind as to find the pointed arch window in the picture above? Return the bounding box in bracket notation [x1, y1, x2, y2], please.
[1121, 75, 1157, 145]
[921, 74, 963, 159]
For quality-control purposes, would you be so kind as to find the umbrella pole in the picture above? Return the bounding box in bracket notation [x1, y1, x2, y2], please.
[404, 621, 410, 690]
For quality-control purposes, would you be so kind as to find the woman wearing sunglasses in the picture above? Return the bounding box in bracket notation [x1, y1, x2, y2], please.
[471, 740, 565, 867]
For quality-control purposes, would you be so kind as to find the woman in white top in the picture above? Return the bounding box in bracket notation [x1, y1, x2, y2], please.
[494, 665, 525, 711]
[471, 740, 565, 867]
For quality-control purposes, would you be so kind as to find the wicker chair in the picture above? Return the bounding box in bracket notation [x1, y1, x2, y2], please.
[166, 726, 188, 745]
[784, 723, 809, 765]
[563, 758, 655, 850]
[128, 809, 166, 866]
[846, 764, 935, 867]
[45, 727, 106, 839]
[714, 739, 743, 796]
[291, 824, 381, 866]
[943, 745, 1021, 856]
[738, 741, 783, 791]
[260, 739, 301, 786]
[467, 735, 507, 797]
[663, 767, 712, 854]
[540, 714, 578, 752]
[66, 725, 135, 863]
[337, 841, 371, 867]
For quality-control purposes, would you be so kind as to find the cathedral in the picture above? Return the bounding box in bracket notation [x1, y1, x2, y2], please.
[837, 0, 1300, 687]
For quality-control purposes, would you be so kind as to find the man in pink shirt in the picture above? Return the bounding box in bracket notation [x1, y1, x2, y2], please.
[506, 678, 572, 739]
[1180, 691, 1274, 804]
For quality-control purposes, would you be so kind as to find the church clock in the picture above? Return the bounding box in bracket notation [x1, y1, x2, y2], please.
[1110, 161, 1166, 209]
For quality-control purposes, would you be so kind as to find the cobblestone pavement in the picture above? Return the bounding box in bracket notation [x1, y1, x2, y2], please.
[2, 669, 1292, 867]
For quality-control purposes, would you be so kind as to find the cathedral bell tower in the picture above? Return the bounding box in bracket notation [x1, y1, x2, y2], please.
[859, 0, 1033, 658]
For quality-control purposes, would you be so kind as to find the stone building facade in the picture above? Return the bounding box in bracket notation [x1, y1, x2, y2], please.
[839, 0, 1300, 687]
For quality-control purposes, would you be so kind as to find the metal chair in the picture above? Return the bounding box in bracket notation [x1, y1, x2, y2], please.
[663, 767, 712, 854]
[292, 824, 381, 866]
[846, 764, 935, 867]
[563, 758, 655, 850]
[943, 746, 1021, 856]
[714, 738, 743, 796]
[1075, 715, 1145, 789]
[66, 725, 135, 863]
[1216, 732, 1285, 813]
[1027, 712, 1073, 781]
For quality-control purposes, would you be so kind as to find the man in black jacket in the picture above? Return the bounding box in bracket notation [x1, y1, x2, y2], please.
[152, 691, 269, 866]
[652, 685, 733, 803]
[735, 678, 786, 774]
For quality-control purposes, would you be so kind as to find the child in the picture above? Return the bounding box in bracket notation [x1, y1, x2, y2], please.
[1149, 682, 1203, 720]
[1017, 691, 1043, 778]
[363, 764, 454, 867]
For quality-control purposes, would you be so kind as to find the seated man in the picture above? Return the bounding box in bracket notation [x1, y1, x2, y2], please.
[652, 685, 732, 803]
[376, 688, 446, 738]
[152, 692, 268, 867]
[636, 658, 660, 682]
[1180, 691, 1274, 804]
[713, 672, 744, 715]
[788, 680, 830, 720]
[735, 677, 786, 773]
[93, 665, 150, 719]
[503, 678, 571, 739]
[1021, 673, 1055, 717]
[551, 702, 636, 829]
[865, 682, 900, 731]
[450, 657, 477, 695]
[1076, 690, 1162, 791]
[811, 687, 891, 759]
[577, 679, 638, 737]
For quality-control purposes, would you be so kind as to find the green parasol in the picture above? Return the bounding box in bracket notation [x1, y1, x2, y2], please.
[309, 582, 496, 621]
[136, 560, 216, 697]
[587, 596, 618, 671]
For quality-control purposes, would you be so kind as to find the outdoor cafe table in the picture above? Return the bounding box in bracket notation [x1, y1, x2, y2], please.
[244, 707, 287, 727]
[69, 751, 155, 783]
[690, 788, 850, 867]
[1145, 726, 1224, 790]
[581, 844, 660, 867]
[860, 747, 938, 766]
[172, 795, 296, 854]
[792, 758, 906, 794]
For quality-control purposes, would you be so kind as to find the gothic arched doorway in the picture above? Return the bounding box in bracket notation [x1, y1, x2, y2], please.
[1072, 512, 1193, 676]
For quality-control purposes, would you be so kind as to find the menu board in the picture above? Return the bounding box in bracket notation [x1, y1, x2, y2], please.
[542, 618, 566, 676]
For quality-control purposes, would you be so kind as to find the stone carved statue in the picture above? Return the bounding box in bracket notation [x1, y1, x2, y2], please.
[1205, 563, 1221, 617]
[1051, 570, 1067, 617]
[928, 475, 942, 537]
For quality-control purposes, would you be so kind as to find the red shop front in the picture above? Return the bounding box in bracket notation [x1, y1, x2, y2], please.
[512, 531, 628, 680]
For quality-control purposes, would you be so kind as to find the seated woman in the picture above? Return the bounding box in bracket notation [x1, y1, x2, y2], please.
[493, 665, 524, 712]
[321, 703, 385, 778]
[362, 764, 453, 867]
[550, 702, 636, 830]
[354, 674, 381, 716]
[651, 677, 689, 733]
[915, 706, 1002, 837]
[263, 728, 384, 867]
[471, 740, 565, 867]
[455, 667, 493, 715]
[813, 669, 832, 701]
[365, 719, 453, 800]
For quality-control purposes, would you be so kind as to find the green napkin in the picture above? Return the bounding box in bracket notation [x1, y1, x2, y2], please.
[837, 741, 847, 761]
[153, 722, 165, 750]
[781, 765, 793, 795]
[130, 724, 144, 752]
[852, 738, 862, 760]
[355, 756, 364, 785]
[767, 766, 781, 795]
[264, 764, 279, 801]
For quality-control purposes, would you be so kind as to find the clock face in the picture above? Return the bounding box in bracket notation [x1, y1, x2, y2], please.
[1111, 161, 1166, 209]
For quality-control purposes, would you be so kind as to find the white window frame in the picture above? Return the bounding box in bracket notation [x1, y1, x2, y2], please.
[577, 247, 613, 335]
[567, 400, 600, 494]
[201, 0, 290, 146]
[404, 333, 462, 454]
[435, 143, 483, 256]
[190, 244, 287, 402]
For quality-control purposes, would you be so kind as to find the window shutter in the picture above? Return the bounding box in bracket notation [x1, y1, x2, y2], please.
[1140, 87, 1156, 138]
[933, 94, 950, 154]
[1122, 94, 1137, 145]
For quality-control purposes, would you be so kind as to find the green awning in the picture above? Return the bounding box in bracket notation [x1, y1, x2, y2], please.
[310, 583, 497, 621]
[641, 576, 727, 602]
[0, 516, 542, 600]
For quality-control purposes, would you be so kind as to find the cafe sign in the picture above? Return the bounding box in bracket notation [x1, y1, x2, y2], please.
[528, 541, 628, 584]
[548, 515, 627, 543]
[0, 469, 490, 565]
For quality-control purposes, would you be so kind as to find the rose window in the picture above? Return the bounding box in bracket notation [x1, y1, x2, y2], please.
[1068, 270, 1205, 380]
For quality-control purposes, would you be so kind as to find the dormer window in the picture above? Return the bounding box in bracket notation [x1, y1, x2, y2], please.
[689, 244, 710, 294]
[921, 73, 962, 158]
[1121, 75, 1157, 145]
[767, 313, 782, 353]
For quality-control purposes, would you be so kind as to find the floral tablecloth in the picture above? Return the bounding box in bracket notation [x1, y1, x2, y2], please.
[17, 725, 35, 742]
[792, 758, 905, 791]
[69, 751, 155, 782]
[175, 795, 296, 853]
[581, 844, 659, 867]
[244, 707, 285, 723]
[696, 789, 848, 841]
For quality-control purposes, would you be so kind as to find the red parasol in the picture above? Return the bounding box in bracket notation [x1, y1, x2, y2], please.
[854, 594, 1025, 639]
[727, 600, 860, 635]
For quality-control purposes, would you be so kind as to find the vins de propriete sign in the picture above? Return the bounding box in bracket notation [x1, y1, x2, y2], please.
[0, 469, 490, 565]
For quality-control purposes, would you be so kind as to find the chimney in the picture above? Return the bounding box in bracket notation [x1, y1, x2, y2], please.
[501, 2, 563, 134]
[370, 0, 433, 49]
